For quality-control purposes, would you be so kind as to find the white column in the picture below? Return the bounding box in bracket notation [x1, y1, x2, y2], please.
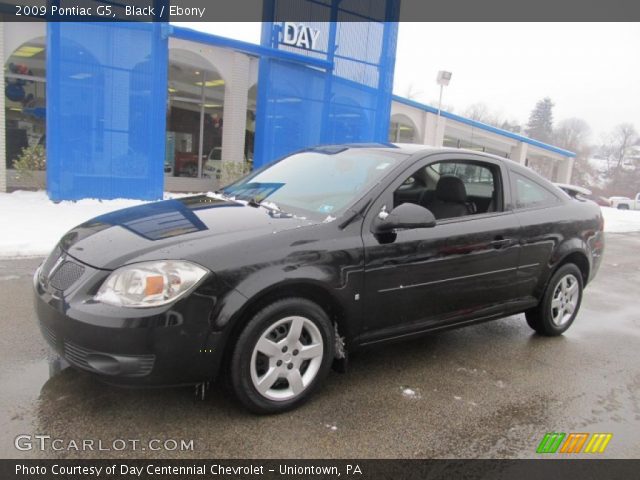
[0, 22, 6, 192]
[424, 112, 445, 147]
[221, 52, 250, 166]
[510, 142, 528, 165]
[557, 156, 575, 183]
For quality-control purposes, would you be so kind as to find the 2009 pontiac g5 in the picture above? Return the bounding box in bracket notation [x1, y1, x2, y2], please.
[34, 145, 604, 413]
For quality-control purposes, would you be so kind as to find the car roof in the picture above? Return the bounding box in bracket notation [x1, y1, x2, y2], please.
[309, 143, 517, 164]
[306, 142, 553, 178]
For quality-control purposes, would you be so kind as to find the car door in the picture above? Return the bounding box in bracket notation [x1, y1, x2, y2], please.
[359, 153, 521, 344]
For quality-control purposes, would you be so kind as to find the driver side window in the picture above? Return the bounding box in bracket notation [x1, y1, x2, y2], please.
[393, 160, 501, 220]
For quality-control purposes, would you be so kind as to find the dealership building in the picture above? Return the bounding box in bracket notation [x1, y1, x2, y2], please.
[0, 16, 575, 200]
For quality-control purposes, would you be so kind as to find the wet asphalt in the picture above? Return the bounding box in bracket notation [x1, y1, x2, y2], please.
[0, 233, 639, 459]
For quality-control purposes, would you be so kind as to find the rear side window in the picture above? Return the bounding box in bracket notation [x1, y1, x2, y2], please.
[513, 172, 559, 209]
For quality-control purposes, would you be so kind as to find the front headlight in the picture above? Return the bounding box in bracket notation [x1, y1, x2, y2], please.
[95, 260, 209, 308]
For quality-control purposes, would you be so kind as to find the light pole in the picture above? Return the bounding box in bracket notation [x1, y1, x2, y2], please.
[436, 70, 452, 117]
[435, 70, 452, 146]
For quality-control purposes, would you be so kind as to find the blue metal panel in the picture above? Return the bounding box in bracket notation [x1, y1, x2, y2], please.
[254, 0, 400, 169]
[47, 22, 168, 201]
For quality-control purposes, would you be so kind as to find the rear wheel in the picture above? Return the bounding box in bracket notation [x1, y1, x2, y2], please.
[230, 298, 334, 414]
[526, 263, 583, 336]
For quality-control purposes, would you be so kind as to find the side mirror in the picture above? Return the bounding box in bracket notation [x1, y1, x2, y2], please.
[374, 203, 436, 233]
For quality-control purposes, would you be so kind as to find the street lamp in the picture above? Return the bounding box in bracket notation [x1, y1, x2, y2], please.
[434, 70, 452, 147]
[436, 70, 452, 117]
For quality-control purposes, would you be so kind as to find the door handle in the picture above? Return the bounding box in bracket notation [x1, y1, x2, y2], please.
[491, 236, 512, 249]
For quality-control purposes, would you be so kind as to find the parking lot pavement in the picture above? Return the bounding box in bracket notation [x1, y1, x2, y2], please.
[1, 233, 639, 459]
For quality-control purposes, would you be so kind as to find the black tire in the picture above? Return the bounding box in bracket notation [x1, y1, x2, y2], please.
[230, 298, 334, 414]
[526, 263, 584, 336]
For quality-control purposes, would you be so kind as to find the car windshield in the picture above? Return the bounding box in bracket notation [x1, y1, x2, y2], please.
[222, 148, 407, 217]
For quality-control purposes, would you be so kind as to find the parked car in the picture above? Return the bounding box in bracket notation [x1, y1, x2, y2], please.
[554, 183, 611, 207]
[202, 147, 222, 181]
[609, 194, 640, 210]
[34, 145, 605, 413]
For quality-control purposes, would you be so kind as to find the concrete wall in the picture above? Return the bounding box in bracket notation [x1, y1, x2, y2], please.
[220, 51, 250, 165]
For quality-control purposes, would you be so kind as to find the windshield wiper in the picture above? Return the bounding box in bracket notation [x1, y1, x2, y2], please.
[248, 197, 292, 218]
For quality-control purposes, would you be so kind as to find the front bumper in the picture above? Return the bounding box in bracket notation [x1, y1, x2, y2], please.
[33, 250, 224, 387]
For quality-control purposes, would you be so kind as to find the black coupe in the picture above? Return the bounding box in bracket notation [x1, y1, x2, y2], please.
[34, 144, 605, 413]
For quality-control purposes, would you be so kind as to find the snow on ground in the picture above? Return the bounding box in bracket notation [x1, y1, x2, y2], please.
[0, 191, 638, 258]
[0, 190, 191, 258]
[600, 207, 640, 233]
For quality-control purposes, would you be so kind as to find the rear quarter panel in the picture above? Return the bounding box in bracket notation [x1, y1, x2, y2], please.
[515, 198, 604, 301]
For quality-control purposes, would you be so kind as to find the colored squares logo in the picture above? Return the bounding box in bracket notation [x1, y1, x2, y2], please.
[537, 433, 612, 454]
[560, 433, 589, 453]
[537, 433, 565, 453]
[584, 433, 613, 453]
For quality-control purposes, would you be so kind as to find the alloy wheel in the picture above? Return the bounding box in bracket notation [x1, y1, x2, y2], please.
[249, 316, 324, 401]
[550, 273, 580, 326]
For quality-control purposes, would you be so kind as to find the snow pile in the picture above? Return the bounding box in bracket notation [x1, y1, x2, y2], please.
[401, 387, 421, 399]
[600, 207, 640, 233]
[0, 191, 188, 258]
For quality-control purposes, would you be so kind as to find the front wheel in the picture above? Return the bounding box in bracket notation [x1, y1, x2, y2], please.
[526, 263, 583, 336]
[230, 298, 334, 414]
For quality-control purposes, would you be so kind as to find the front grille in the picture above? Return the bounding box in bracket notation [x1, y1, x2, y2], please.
[49, 261, 85, 291]
[64, 341, 155, 377]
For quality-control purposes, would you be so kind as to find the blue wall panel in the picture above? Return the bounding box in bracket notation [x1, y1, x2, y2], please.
[47, 22, 168, 201]
[254, 0, 399, 168]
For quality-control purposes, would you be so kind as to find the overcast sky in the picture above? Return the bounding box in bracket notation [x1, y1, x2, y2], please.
[176, 22, 640, 142]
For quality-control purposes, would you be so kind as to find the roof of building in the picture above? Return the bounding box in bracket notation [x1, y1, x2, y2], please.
[392, 95, 576, 158]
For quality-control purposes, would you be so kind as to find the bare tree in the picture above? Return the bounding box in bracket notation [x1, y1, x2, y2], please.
[463, 102, 521, 132]
[599, 123, 640, 195]
[464, 102, 491, 122]
[554, 118, 591, 152]
[553, 118, 594, 186]
[606, 123, 639, 170]
[404, 83, 423, 100]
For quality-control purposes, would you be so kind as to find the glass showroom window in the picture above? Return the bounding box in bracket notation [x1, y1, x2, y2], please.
[245, 84, 257, 169]
[166, 49, 225, 179]
[389, 115, 417, 143]
[4, 39, 46, 172]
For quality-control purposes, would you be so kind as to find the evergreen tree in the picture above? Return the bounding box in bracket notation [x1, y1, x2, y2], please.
[526, 97, 554, 143]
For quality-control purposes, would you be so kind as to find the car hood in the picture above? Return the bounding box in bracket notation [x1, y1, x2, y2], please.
[59, 195, 317, 270]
